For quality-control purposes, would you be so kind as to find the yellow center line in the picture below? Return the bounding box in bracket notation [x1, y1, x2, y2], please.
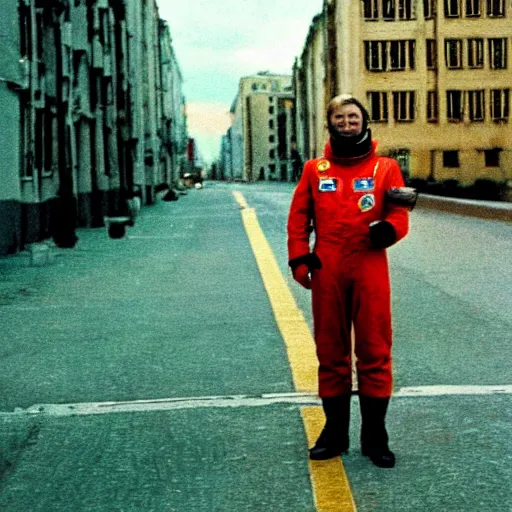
[234, 191, 357, 512]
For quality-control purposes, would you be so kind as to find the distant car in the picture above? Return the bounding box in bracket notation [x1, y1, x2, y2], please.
[194, 182, 203, 189]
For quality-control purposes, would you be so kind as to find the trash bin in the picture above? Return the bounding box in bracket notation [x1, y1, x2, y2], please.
[104, 216, 131, 239]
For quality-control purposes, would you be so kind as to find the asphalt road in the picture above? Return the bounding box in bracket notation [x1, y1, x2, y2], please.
[0, 181, 510, 511]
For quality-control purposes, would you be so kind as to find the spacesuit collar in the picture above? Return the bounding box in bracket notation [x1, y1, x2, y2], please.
[324, 138, 377, 165]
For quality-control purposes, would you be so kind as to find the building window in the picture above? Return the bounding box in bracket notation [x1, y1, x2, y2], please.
[426, 39, 437, 69]
[389, 149, 411, 177]
[35, 109, 43, 173]
[19, 3, 32, 59]
[20, 92, 32, 178]
[465, 0, 481, 16]
[398, 0, 415, 19]
[424, 0, 436, 18]
[447, 90, 464, 121]
[99, 9, 110, 52]
[269, 149, 275, 159]
[444, 0, 461, 17]
[35, 10, 44, 63]
[269, 119, 274, 129]
[486, 0, 505, 17]
[489, 38, 507, 70]
[367, 91, 389, 122]
[383, 0, 396, 19]
[490, 88, 510, 121]
[445, 39, 463, 68]
[427, 91, 439, 122]
[408, 40, 416, 69]
[484, 148, 501, 166]
[363, 0, 379, 19]
[269, 135, 275, 143]
[389, 40, 416, 70]
[365, 41, 387, 71]
[365, 40, 415, 71]
[443, 150, 460, 167]
[467, 38, 484, 68]
[468, 90, 485, 121]
[268, 106, 274, 114]
[390, 40, 406, 70]
[393, 91, 415, 121]
[44, 103, 55, 172]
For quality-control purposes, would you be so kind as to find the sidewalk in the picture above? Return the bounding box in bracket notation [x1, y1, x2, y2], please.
[416, 193, 512, 222]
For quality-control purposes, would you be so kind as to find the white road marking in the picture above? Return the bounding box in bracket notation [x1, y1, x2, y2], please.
[12, 392, 320, 417]
[393, 384, 512, 397]
[2, 386, 511, 418]
[126, 235, 187, 240]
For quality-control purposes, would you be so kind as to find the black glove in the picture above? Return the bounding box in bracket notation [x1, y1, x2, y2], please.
[288, 252, 322, 270]
[369, 221, 396, 249]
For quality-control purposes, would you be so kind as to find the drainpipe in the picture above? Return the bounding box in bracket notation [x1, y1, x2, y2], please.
[430, 0, 439, 182]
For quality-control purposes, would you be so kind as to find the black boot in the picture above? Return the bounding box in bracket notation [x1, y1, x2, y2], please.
[309, 395, 351, 460]
[359, 395, 395, 468]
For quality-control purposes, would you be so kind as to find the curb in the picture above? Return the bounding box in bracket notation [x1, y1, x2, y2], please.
[416, 194, 512, 223]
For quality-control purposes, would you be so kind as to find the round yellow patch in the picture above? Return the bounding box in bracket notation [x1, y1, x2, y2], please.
[317, 160, 330, 172]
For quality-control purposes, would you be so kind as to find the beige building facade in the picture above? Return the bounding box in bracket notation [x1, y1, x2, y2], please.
[296, 0, 512, 189]
[223, 73, 295, 181]
[294, 14, 327, 162]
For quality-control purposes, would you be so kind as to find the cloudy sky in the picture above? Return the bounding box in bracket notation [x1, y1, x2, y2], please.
[157, 0, 324, 164]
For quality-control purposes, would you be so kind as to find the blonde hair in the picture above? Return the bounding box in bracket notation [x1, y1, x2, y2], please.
[326, 94, 369, 125]
[326, 94, 354, 118]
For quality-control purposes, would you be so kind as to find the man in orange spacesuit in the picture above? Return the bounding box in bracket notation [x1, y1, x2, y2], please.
[287, 95, 415, 468]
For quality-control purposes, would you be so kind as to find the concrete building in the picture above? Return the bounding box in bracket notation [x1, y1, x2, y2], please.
[295, 14, 327, 162]
[0, 0, 187, 256]
[222, 72, 295, 182]
[295, 0, 512, 189]
[159, 20, 188, 186]
[228, 97, 244, 181]
[218, 133, 232, 181]
[0, 0, 27, 255]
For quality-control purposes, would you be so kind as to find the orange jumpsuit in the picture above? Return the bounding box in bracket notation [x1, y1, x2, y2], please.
[287, 140, 409, 398]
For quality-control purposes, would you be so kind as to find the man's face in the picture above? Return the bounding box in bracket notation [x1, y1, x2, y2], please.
[329, 104, 364, 137]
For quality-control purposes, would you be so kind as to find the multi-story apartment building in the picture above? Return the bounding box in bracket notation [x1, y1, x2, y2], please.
[296, 0, 512, 189]
[159, 19, 189, 185]
[0, 0, 187, 256]
[294, 14, 327, 162]
[222, 72, 296, 182]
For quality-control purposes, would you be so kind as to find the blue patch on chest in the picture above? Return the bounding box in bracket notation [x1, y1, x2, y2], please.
[353, 178, 375, 192]
[318, 178, 337, 192]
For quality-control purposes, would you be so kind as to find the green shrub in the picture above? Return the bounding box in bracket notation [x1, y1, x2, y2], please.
[472, 179, 507, 201]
